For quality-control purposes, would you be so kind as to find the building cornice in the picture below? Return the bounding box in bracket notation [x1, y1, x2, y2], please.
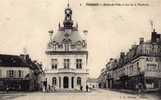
[45, 50, 88, 55]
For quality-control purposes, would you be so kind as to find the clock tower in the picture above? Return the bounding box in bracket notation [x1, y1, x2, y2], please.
[44, 4, 89, 91]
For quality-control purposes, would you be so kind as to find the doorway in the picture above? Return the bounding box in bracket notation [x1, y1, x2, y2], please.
[63, 76, 69, 88]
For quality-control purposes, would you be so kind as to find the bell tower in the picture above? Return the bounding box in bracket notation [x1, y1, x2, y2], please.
[63, 4, 73, 29]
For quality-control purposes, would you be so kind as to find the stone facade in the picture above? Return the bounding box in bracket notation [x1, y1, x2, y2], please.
[99, 29, 161, 91]
[44, 4, 89, 91]
[0, 54, 44, 91]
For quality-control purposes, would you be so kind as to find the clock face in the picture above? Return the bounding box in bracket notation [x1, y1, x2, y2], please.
[65, 9, 72, 15]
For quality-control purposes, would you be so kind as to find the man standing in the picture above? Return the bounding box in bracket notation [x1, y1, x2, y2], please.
[80, 85, 83, 91]
[86, 85, 89, 92]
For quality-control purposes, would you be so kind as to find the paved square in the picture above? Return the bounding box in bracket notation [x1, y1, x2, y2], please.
[0, 89, 160, 100]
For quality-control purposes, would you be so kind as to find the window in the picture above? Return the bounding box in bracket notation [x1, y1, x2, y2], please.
[51, 59, 58, 69]
[136, 62, 140, 71]
[64, 59, 70, 69]
[7, 70, 15, 78]
[146, 57, 153, 62]
[77, 77, 81, 85]
[18, 70, 23, 78]
[76, 59, 82, 69]
[155, 58, 160, 62]
[52, 77, 57, 86]
[147, 64, 157, 71]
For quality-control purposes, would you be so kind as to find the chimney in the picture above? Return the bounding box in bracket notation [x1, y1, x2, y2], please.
[120, 52, 125, 58]
[139, 38, 144, 44]
[132, 44, 137, 49]
[109, 58, 113, 61]
[20, 54, 30, 61]
[151, 29, 157, 42]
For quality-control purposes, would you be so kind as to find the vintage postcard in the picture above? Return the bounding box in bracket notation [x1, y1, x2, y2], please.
[0, 0, 161, 100]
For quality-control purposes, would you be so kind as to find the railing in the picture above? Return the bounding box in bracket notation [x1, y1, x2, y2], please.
[46, 47, 87, 52]
[58, 68, 75, 73]
[45, 68, 89, 74]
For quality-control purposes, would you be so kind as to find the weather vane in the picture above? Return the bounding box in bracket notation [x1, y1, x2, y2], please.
[150, 20, 155, 32]
[67, 0, 70, 7]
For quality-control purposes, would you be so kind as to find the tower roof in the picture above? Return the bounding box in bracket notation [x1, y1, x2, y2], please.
[47, 4, 87, 51]
[52, 4, 83, 42]
[52, 31, 83, 43]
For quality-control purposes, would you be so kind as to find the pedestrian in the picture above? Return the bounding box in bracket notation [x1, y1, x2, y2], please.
[42, 85, 45, 92]
[86, 85, 89, 92]
[138, 83, 143, 94]
[80, 85, 83, 91]
[6, 85, 9, 93]
[48, 85, 51, 92]
[43, 81, 47, 92]
[136, 84, 139, 94]
[53, 85, 56, 92]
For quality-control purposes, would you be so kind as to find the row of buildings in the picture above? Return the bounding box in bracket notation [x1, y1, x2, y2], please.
[0, 4, 91, 92]
[98, 29, 161, 91]
[0, 54, 44, 91]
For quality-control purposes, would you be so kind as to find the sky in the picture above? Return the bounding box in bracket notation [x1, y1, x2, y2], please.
[0, 0, 161, 78]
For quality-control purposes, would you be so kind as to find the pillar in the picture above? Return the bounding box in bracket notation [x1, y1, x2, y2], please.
[71, 77, 74, 88]
[59, 77, 61, 89]
[74, 77, 77, 89]
[56, 77, 59, 88]
[61, 76, 63, 89]
[69, 77, 71, 89]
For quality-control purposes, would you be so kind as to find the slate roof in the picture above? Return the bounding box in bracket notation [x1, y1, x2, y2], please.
[52, 30, 83, 43]
[0, 54, 30, 67]
[52, 5, 84, 44]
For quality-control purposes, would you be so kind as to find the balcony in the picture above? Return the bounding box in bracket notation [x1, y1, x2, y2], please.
[45, 68, 89, 74]
[58, 68, 75, 73]
[58, 68, 89, 74]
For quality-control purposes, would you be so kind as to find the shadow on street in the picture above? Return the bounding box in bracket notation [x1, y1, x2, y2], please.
[0, 92, 26, 100]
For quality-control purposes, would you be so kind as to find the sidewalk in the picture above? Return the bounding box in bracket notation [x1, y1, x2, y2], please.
[0, 91, 39, 94]
[100, 88, 136, 94]
[42, 89, 92, 93]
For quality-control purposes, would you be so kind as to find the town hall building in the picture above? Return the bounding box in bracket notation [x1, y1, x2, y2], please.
[44, 4, 89, 91]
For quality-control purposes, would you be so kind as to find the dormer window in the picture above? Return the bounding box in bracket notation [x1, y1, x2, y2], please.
[76, 41, 82, 50]
[71, 44, 76, 49]
[11, 58, 16, 63]
[82, 40, 87, 48]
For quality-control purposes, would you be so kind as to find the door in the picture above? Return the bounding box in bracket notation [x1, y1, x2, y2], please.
[63, 76, 69, 88]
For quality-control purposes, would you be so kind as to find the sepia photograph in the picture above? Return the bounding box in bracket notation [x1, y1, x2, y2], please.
[0, 0, 161, 100]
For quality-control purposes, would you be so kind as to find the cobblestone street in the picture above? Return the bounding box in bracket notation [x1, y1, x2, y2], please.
[0, 89, 160, 100]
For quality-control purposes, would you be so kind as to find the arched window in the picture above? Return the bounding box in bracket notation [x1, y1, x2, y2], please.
[52, 77, 57, 86]
[77, 77, 81, 85]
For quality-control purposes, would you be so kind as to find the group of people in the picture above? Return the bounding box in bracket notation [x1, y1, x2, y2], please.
[42, 84, 56, 92]
[42, 81, 56, 92]
[80, 85, 89, 92]
[42, 81, 89, 92]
